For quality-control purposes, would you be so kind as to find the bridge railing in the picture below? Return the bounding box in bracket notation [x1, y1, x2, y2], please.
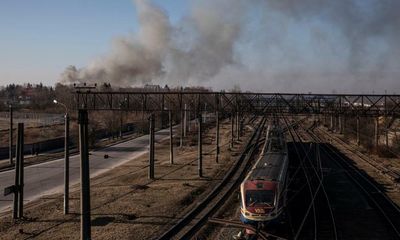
[74, 91, 400, 117]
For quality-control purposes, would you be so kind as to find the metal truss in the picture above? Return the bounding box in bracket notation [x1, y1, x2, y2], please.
[74, 91, 400, 117]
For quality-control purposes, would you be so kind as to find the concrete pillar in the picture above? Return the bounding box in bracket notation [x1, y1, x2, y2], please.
[78, 109, 91, 240]
[330, 114, 334, 131]
[339, 115, 343, 134]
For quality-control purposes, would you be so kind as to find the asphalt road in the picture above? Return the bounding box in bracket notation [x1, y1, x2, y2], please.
[0, 128, 170, 213]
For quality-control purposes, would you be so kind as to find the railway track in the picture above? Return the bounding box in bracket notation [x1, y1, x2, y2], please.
[305, 125, 400, 239]
[155, 116, 267, 240]
[317, 127, 400, 183]
[283, 116, 337, 240]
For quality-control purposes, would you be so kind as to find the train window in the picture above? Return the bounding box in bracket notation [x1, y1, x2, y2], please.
[246, 190, 274, 207]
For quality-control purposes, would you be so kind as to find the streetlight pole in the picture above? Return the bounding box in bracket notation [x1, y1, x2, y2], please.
[53, 100, 70, 214]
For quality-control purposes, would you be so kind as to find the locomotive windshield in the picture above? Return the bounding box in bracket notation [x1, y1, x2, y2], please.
[245, 190, 274, 207]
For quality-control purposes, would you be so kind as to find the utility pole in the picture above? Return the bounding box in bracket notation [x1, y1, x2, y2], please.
[12, 123, 24, 219]
[236, 112, 240, 141]
[375, 116, 379, 149]
[215, 111, 220, 163]
[356, 116, 360, 146]
[78, 109, 91, 240]
[149, 114, 155, 179]
[9, 105, 13, 165]
[184, 104, 187, 137]
[198, 113, 203, 177]
[180, 108, 184, 148]
[230, 113, 234, 148]
[17, 123, 24, 219]
[169, 110, 174, 165]
[64, 113, 70, 214]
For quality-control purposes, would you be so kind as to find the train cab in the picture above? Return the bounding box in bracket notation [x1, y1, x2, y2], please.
[239, 124, 288, 226]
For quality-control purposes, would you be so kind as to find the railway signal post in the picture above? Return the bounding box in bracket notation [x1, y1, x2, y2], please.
[78, 109, 91, 240]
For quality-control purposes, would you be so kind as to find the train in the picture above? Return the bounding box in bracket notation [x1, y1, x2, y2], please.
[239, 123, 289, 227]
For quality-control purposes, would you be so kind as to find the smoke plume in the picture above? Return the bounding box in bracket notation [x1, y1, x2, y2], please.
[60, 0, 400, 93]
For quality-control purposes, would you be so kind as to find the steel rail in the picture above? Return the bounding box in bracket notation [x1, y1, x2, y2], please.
[320, 127, 400, 182]
[155, 116, 267, 240]
[282, 116, 318, 240]
[308, 128, 400, 238]
[295, 120, 338, 240]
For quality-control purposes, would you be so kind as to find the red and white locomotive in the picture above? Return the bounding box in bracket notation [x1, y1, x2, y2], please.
[239, 123, 288, 226]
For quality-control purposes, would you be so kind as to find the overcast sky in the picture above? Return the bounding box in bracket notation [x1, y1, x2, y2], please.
[0, 0, 399, 94]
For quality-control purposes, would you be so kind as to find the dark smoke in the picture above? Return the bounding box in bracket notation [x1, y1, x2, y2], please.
[60, 0, 400, 93]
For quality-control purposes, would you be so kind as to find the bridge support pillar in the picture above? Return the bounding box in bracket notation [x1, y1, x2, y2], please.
[198, 114, 203, 177]
[330, 114, 334, 131]
[356, 116, 360, 146]
[78, 109, 91, 240]
[149, 114, 155, 179]
[169, 111, 174, 165]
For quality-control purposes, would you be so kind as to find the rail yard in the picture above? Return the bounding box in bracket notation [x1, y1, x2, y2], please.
[1, 91, 400, 240]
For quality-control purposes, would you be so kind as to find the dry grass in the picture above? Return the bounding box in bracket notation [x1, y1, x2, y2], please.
[0, 119, 254, 240]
